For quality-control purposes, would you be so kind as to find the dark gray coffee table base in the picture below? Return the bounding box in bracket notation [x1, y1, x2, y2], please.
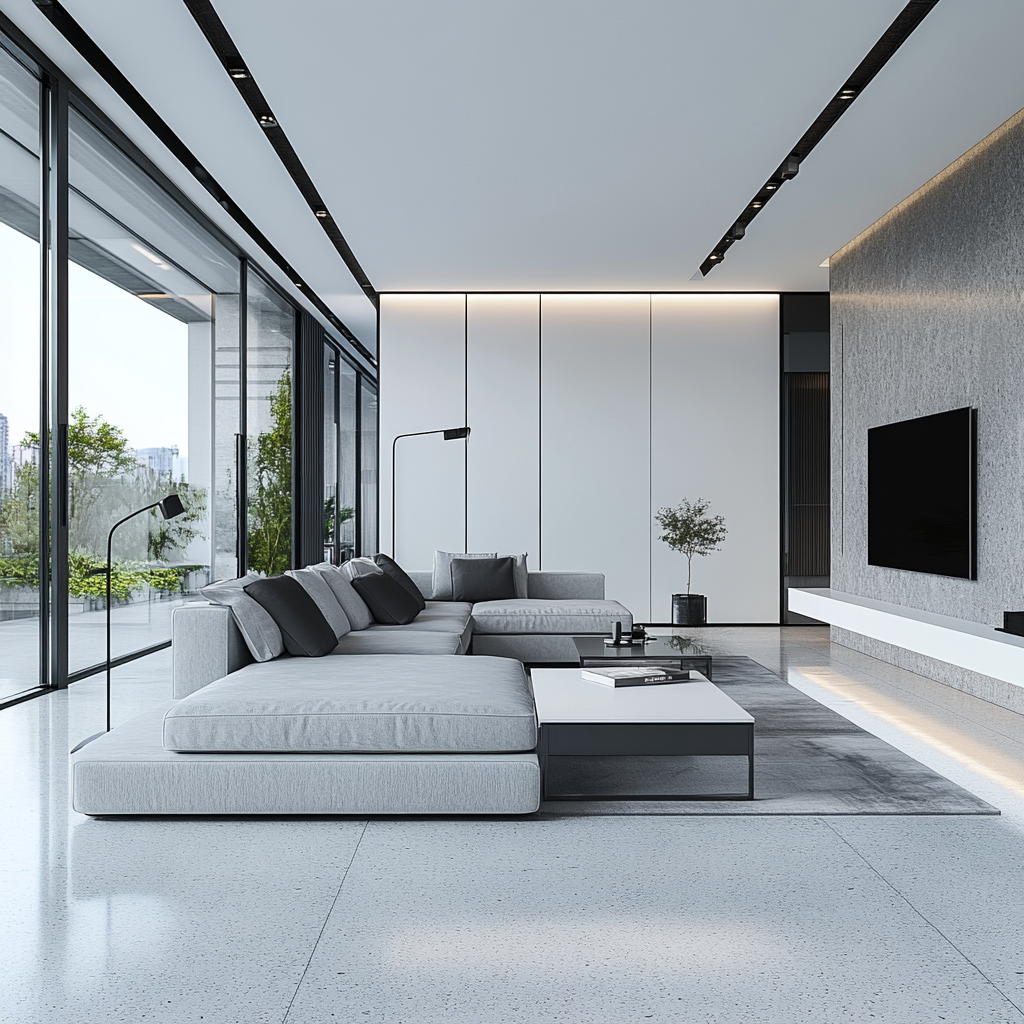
[538, 721, 754, 801]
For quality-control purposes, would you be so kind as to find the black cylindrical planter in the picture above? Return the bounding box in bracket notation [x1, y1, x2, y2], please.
[672, 594, 707, 626]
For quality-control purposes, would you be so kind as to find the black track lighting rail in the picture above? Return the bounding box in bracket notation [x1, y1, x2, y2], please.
[180, 0, 378, 310]
[698, 0, 941, 276]
[29, 0, 376, 366]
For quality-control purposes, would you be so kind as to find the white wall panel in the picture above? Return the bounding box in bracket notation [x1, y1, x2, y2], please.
[540, 295, 651, 619]
[466, 295, 540, 556]
[650, 295, 779, 622]
[379, 294, 466, 567]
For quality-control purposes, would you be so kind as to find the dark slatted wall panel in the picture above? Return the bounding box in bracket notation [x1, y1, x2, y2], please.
[295, 311, 325, 568]
[786, 373, 830, 576]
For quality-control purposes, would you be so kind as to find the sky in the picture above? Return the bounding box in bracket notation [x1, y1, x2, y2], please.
[0, 221, 190, 457]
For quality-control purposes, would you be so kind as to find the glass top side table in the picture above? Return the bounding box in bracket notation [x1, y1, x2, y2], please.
[572, 635, 714, 680]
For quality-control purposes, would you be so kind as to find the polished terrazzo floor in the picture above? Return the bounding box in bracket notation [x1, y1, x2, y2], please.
[2, 629, 1023, 1023]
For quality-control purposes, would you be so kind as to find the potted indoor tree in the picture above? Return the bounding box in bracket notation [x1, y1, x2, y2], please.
[655, 498, 727, 626]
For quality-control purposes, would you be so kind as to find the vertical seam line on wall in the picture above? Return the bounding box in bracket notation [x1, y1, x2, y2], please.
[649, 295, 655, 620]
[538, 294, 543, 571]
[464, 293, 468, 553]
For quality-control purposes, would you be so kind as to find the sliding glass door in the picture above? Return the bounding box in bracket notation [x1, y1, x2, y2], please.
[0, 43, 42, 700]
[245, 273, 293, 576]
[65, 102, 240, 674]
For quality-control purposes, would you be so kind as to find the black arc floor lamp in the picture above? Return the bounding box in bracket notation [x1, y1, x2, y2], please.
[391, 426, 470, 559]
[72, 494, 186, 752]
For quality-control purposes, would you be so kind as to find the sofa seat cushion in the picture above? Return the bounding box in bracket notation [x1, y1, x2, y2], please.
[369, 601, 471, 633]
[331, 630, 463, 655]
[161, 655, 537, 753]
[470, 599, 633, 635]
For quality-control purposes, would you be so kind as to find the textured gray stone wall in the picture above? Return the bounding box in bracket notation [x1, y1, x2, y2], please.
[830, 108, 1024, 710]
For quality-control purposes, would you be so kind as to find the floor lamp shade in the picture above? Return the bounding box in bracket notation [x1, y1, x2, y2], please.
[391, 426, 471, 559]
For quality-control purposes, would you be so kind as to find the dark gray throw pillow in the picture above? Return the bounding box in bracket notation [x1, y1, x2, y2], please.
[450, 556, 516, 603]
[351, 572, 422, 625]
[374, 553, 426, 611]
[243, 576, 338, 657]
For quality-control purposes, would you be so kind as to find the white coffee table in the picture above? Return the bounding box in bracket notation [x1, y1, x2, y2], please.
[530, 668, 755, 800]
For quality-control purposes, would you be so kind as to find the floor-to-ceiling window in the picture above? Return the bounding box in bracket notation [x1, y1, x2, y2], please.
[65, 103, 240, 674]
[0, 42, 42, 701]
[0, 24, 377, 699]
[245, 273, 293, 576]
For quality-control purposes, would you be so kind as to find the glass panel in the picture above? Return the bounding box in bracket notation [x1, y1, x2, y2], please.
[66, 103, 240, 674]
[338, 360, 357, 562]
[0, 45, 41, 699]
[323, 348, 338, 563]
[359, 380, 377, 555]
[245, 274, 293, 575]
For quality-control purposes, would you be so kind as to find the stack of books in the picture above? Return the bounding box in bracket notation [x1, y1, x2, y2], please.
[581, 666, 691, 687]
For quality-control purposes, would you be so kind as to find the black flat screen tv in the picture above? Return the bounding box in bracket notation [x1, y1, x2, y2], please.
[867, 407, 976, 579]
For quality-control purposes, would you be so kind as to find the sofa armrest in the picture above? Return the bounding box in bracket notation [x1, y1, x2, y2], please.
[171, 603, 253, 698]
[408, 571, 433, 599]
[527, 572, 605, 600]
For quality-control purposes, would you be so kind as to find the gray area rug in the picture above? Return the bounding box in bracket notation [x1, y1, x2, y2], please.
[536, 657, 998, 816]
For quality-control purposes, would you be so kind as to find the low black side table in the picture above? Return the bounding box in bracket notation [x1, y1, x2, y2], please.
[572, 635, 713, 680]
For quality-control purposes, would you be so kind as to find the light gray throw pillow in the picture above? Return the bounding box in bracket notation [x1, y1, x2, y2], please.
[310, 561, 374, 631]
[432, 550, 496, 601]
[200, 573, 284, 662]
[286, 568, 351, 641]
[341, 556, 383, 581]
[508, 553, 529, 599]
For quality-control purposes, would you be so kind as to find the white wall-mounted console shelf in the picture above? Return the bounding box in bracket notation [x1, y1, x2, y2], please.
[788, 588, 1024, 690]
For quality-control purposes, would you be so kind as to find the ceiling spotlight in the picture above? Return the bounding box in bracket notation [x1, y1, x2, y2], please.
[315, 209, 328, 218]
[765, 183, 778, 191]
[228, 68, 249, 79]
[728, 222, 745, 241]
[839, 88, 857, 100]
[708, 254, 720, 261]
[258, 114, 277, 128]
[779, 155, 801, 180]
[751, 201, 763, 208]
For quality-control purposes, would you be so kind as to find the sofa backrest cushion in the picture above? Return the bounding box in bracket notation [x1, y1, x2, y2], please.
[451, 556, 517, 603]
[432, 550, 496, 600]
[351, 571, 422, 625]
[373, 553, 426, 611]
[286, 568, 351, 640]
[309, 562, 374, 630]
[243, 576, 339, 657]
[199, 573, 284, 662]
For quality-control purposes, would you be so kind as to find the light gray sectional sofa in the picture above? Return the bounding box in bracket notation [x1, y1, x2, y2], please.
[70, 566, 631, 817]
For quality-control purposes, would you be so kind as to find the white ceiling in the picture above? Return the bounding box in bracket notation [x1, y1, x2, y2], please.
[6, 0, 1024, 332]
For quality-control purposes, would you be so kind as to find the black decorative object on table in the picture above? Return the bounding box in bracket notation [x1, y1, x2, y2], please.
[391, 425, 470, 561]
[69, 494, 186, 753]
